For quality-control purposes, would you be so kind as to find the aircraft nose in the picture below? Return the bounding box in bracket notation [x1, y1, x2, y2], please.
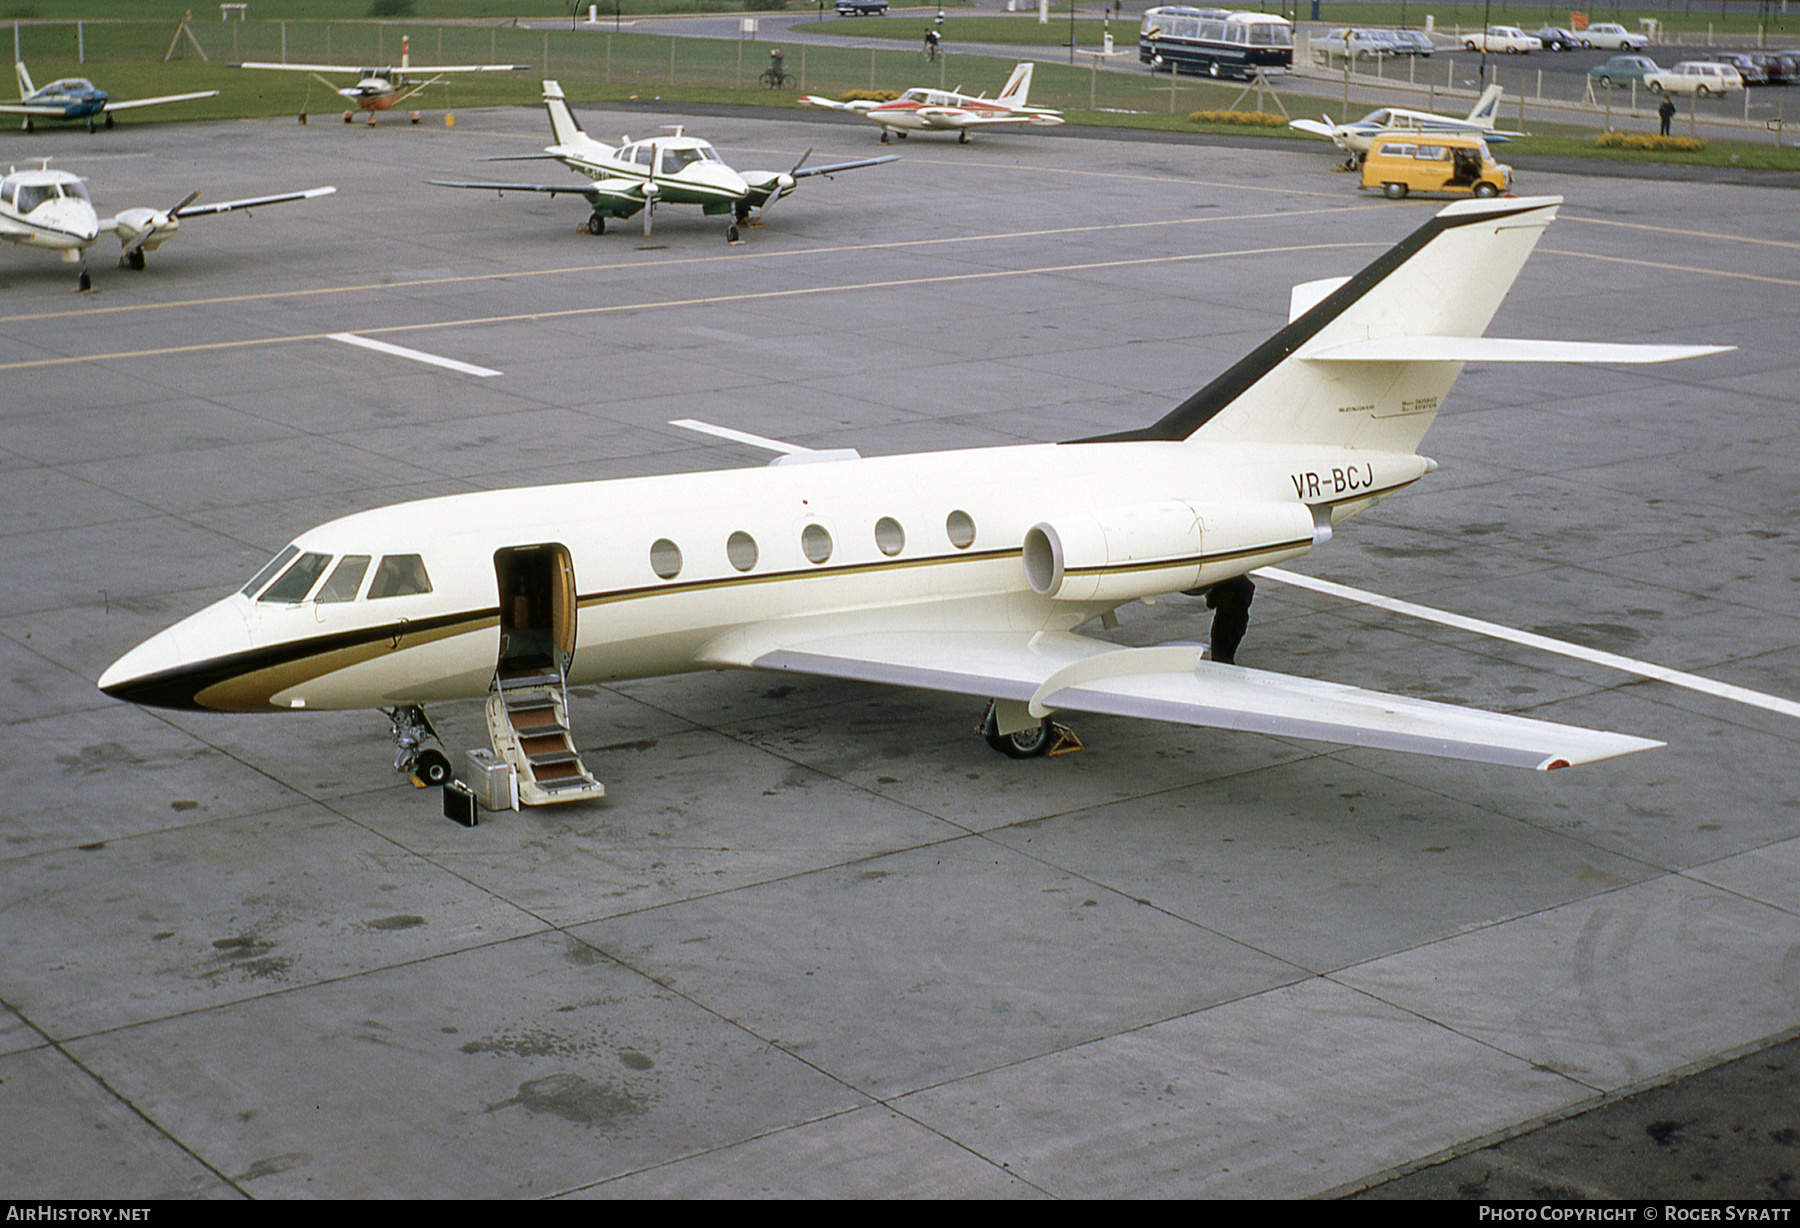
[98, 598, 251, 710]
[704, 165, 749, 196]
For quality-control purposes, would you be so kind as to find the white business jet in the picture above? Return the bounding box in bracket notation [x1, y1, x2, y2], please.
[0, 162, 335, 279]
[1, 61, 218, 133]
[801, 62, 1063, 144]
[234, 36, 530, 125]
[1290, 84, 1522, 166]
[99, 196, 1729, 804]
[431, 80, 897, 243]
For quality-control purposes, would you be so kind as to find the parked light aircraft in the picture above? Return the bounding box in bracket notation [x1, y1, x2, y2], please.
[430, 80, 898, 242]
[801, 62, 1063, 144]
[98, 197, 1730, 803]
[1289, 85, 1522, 166]
[234, 36, 529, 124]
[2, 61, 218, 133]
[0, 162, 335, 274]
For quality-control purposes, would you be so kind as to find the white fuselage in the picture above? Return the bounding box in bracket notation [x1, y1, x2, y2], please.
[98, 438, 1424, 713]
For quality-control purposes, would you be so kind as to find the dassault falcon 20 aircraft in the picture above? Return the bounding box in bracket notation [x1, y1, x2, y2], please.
[431, 80, 897, 242]
[801, 61, 1064, 144]
[100, 197, 1729, 804]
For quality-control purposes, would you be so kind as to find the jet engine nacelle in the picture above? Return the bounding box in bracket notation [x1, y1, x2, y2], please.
[1022, 499, 1316, 604]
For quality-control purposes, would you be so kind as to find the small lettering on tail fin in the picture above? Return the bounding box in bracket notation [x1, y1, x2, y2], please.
[542, 79, 586, 147]
[998, 62, 1033, 106]
[16, 61, 35, 99]
[1465, 84, 1504, 129]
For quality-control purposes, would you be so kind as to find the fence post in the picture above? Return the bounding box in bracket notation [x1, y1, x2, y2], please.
[78, 21, 83, 64]
[606, 34, 611, 85]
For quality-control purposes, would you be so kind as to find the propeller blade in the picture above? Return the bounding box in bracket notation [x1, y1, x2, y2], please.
[789, 147, 812, 176]
[168, 189, 202, 217]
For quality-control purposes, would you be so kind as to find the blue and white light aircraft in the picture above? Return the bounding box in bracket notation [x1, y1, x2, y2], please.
[1, 62, 218, 133]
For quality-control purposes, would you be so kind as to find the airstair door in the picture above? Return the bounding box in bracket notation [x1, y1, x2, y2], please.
[486, 544, 603, 806]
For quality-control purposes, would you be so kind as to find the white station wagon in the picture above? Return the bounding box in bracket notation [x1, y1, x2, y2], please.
[1462, 26, 1541, 54]
[1581, 22, 1649, 50]
[1645, 60, 1745, 96]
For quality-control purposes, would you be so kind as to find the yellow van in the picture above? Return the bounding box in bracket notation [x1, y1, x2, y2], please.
[1360, 133, 1511, 200]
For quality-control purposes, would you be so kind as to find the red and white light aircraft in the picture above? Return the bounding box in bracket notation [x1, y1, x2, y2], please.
[802, 62, 1063, 144]
[234, 36, 529, 125]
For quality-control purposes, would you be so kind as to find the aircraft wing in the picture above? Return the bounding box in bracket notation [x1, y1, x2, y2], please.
[172, 186, 337, 217]
[799, 95, 882, 113]
[429, 177, 622, 201]
[0, 102, 69, 116]
[748, 630, 1661, 770]
[103, 90, 220, 113]
[1287, 118, 1340, 139]
[234, 61, 365, 73]
[791, 154, 901, 179]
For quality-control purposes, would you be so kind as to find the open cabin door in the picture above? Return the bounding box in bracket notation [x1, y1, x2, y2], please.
[485, 544, 603, 806]
[494, 543, 577, 681]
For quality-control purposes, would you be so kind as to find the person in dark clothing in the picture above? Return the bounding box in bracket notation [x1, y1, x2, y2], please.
[1659, 96, 1676, 136]
[1203, 575, 1255, 665]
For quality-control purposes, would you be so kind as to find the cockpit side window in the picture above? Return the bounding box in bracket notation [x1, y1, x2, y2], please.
[315, 555, 371, 604]
[242, 545, 301, 596]
[17, 184, 55, 214]
[661, 147, 702, 174]
[259, 552, 332, 604]
[367, 554, 432, 599]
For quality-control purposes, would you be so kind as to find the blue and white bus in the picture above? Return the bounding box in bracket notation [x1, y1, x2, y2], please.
[1138, 7, 1294, 79]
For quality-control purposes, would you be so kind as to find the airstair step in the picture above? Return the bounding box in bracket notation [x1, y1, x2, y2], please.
[527, 749, 582, 767]
[535, 773, 600, 793]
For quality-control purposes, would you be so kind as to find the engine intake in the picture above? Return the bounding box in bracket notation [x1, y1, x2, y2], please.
[1022, 499, 1315, 604]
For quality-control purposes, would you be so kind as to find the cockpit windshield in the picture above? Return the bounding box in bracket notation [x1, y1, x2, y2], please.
[12, 180, 89, 214]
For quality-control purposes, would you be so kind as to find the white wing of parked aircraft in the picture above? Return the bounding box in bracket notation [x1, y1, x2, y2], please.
[234, 35, 529, 124]
[0, 61, 218, 132]
[1290, 84, 1523, 164]
[0, 161, 333, 276]
[802, 61, 1063, 144]
[100, 196, 1732, 802]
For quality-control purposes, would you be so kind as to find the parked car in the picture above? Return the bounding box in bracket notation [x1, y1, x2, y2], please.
[1462, 26, 1541, 54]
[1744, 51, 1796, 85]
[1385, 29, 1436, 56]
[1531, 27, 1582, 51]
[1703, 52, 1768, 85]
[1588, 55, 1660, 89]
[1361, 132, 1510, 199]
[1581, 23, 1649, 51]
[1320, 28, 1399, 59]
[1645, 61, 1744, 96]
[834, 0, 888, 14]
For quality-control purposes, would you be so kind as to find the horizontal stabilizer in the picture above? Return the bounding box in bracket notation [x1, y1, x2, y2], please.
[751, 631, 1661, 770]
[1302, 337, 1734, 364]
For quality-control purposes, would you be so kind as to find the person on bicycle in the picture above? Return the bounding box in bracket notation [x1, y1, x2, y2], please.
[924, 27, 940, 58]
[769, 47, 784, 79]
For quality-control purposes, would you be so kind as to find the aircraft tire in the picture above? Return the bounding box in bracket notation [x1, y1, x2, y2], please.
[105, 114, 114, 129]
[126, 250, 146, 271]
[414, 750, 452, 787]
[981, 703, 1054, 759]
[587, 215, 606, 235]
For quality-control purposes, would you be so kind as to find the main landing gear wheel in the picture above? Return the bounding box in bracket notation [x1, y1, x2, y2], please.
[958, 130, 969, 144]
[979, 702, 1082, 759]
[586, 214, 606, 235]
[125, 249, 145, 270]
[726, 223, 741, 243]
[104, 114, 114, 130]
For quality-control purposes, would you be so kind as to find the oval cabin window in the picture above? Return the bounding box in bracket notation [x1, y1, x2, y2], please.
[650, 539, 683, 580]
[801, 523, 833, 565]
[727, 531, 758, 572]
[945, 510, 976, 550]
[874, 517, 905, 557]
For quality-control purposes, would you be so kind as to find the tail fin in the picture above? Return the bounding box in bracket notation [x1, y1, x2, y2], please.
[1464, 83, 1503, 129]
[401, 35, 410, 70]
[1089, 197, 1562, 453]
[997, 62, 1033, 106]
[16, 61, 34, 99]
[542, 79, 585, 147]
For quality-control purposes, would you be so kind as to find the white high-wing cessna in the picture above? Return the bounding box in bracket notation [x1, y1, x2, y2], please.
[801, 62, 1063, 144]
[1290, 85, 1523, 166]
[1, 61, 218, 133]
[430, 80, 897, 242]
[234, 36, 529, 124]
[99, 197, 1729, 803]
[0, 162, 335, 275]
